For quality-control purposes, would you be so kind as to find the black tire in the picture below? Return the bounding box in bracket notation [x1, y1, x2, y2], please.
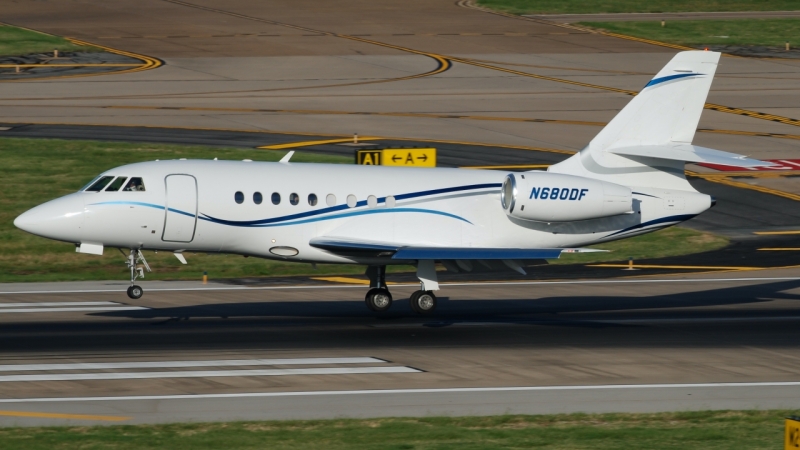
[127, 285, 143, 300]
[365, 288, 392, 312]
[411, 290, 436, 314]
[409, 291, 422, 314]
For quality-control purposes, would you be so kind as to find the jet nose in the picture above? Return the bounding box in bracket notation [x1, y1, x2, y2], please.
[14, 194, 85, 242]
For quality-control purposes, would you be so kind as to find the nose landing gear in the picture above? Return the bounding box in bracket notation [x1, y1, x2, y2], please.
[123, 248, 151, 299]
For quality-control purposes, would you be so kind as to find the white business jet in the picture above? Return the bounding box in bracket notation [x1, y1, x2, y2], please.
[14, 51, 770, 314]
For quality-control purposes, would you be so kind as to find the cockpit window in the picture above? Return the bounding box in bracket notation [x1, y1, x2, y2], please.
[123, 177, 146, 192]
[85, 176, 115, 192]
[104, 177, 128, 192]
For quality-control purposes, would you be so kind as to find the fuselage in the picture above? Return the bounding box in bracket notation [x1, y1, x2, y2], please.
[14, 159, 712, 264]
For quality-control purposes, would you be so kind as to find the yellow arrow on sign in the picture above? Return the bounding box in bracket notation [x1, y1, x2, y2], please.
[381, 148, 436, 167]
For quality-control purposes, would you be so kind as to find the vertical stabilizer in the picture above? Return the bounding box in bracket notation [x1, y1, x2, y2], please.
[549, 51, 721, 190]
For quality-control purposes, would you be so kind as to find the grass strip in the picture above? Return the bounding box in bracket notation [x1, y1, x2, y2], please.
[1, 137, 726, 283]
[554, 226, 727, 265]
[579, 18, 800, 47]
[0, 410, 793, 449]
[0, 25, 96, 57]
[475, 0, 800, 15]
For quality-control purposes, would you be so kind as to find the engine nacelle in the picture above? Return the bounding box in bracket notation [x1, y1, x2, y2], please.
[501, 172, 633, 222]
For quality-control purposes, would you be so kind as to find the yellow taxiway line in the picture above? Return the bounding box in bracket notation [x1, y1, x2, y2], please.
[311, 276, 401, 285]
[754, 230, 800, 235]
[461, 164, 551, 170]
[0, 64, 142, 67]
[589, 264, 761, 270]
[0, 22, 162, 82]
[758, 248, 800, 251]
[0, 410, 130, 421]
[259, 138, 381, 150]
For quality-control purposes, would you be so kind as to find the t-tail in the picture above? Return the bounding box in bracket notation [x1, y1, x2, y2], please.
[549, 50, 772, 190]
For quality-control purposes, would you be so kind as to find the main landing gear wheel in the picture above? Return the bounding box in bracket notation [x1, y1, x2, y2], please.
[409, 290, 437, 315]
[127, 285, 143, 300]
[365, 288, 393, 312]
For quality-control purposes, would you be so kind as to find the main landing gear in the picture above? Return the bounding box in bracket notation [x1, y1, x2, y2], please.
[364, 262, 439, 314]
[122, 248, 151, 299]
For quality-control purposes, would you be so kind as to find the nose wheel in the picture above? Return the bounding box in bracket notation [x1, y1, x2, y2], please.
[127, 285, 144, 299]
[409, 290, 437, 314]
[122, 248, 151, 300]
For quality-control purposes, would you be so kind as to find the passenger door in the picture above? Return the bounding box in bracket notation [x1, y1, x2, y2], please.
[162, 174, 198, 243]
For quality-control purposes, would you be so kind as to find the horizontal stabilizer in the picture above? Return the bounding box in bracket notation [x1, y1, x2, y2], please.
[310, 237, 604, 260]
[609, 144, 775, 168]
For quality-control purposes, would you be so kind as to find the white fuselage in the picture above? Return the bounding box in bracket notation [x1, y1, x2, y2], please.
[15, 159, 712, 264]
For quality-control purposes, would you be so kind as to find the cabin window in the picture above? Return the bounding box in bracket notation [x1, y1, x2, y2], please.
[346, 194, 357, 208]
[308, 194, 318, 206]
[386, 196, 396, 208]
[367, 195, 377, 208]
[85, 176, 115, 192]
[326, 194, 336, 206]
[123, 177, 146, 192]
[272, 192, 281, 205]
[289, 193, 299, 206]
[253, 192, 263, 204]
[104, 177, 128, 192]
[235, 191, 244, 204]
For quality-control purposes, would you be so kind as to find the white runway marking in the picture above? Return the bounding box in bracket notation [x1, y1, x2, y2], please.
[0, 301, 147, 313]
[1, 276, 798, 295]
[0, 302, 120, 307]
[1, 381, 798, 403]
[0, 306, 147, 313]
[0, 366, 420, 382]
[371, 315, 800, 327]
[0, 357, 386, 372]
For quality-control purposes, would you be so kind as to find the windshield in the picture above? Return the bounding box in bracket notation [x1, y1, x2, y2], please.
[84, 176, 115, 192]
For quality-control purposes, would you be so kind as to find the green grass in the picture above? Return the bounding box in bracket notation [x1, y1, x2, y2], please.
[555, 226, 727, 265]
[0, 410, 793, 449]
[476, 0, 800, 15]
[0, 25, 96, 57]
[579, 18, 800, 47]
[0, 137, 727, 283]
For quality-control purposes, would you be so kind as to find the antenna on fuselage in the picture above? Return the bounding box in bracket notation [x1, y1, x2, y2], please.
[279, 151, 295, 164]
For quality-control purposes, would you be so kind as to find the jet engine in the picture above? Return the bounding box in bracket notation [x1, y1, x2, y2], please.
[501, 172, 632, 222]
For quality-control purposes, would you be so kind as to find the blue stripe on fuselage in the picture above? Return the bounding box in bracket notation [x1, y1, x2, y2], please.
[88, 182, 499, 228]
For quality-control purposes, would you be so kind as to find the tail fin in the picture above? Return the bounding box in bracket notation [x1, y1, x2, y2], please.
[594, 50, 719, 150]
[549, 51, 768, 190]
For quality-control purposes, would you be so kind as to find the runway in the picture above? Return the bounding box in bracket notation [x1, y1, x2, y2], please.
[2, 0, 800, 427]
[0, 271, 799, 425]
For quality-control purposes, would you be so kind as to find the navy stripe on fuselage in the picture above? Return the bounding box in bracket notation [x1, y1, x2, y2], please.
[199, 183, 500, 226]
[605, 214, 696, 238]
[89, 183, 500, 228]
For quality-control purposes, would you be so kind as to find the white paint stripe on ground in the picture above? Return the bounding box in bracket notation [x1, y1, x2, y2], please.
[0, 302, 121, 307]
[371, 315, 800, 327]
[0, 366, 420, 382]
[1, 381, 799, 403]
[0, 357, 385, 372]
[0, 307, 148, 313]
[1, 276, 798, 295]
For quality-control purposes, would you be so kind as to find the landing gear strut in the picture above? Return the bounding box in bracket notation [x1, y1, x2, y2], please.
[364, 265, 392, 312]
[123, 248, 151, 299]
